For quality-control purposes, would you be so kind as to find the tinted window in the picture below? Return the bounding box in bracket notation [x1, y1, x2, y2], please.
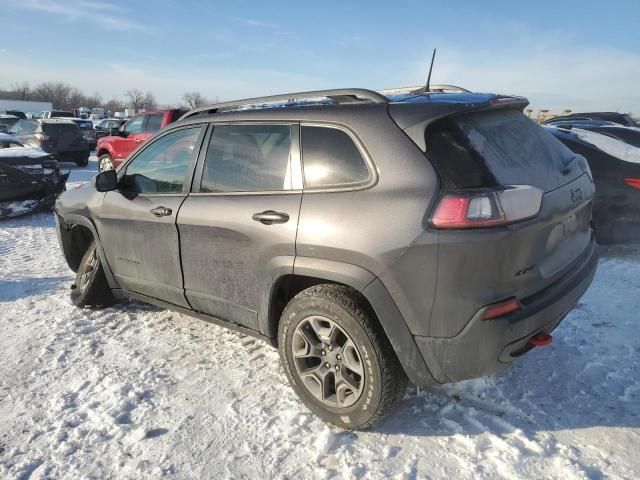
[200, 124, 293, 192]
[73, 121, 93, 130]
[44, 123, 81, 136]
[124, 127, 202, 194]
[123, 116, 144, 135]
[0, 117, 19, 128]
[301, 126, 369, 188]
[51, 111, 74, 118]
[145, 114, 163, 133]
[425, 110, 574, 192]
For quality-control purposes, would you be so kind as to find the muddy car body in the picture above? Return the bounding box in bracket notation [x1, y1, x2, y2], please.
[55, 87, 598, 429]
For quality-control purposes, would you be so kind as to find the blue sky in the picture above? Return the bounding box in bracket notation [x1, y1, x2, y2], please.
[2, 0, 640, 113]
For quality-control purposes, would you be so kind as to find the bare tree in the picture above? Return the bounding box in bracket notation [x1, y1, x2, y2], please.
[32, 81, 73, 109]
[182, 91, 207, 109]
[125, 89, 145, 112]
[10, 82, 31, 100]
[104, 98, 125, 113]
[142, 91, 157, 110]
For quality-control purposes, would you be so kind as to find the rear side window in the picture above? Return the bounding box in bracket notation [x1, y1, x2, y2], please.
[301, 126, 370, 188]
[145, 114, 163, 133]
[200, 124, 293, 192]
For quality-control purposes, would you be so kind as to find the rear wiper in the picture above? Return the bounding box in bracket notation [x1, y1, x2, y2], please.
[561, 155, 579, 175]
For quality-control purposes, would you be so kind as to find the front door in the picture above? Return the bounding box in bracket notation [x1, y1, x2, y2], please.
[95, 125, 205, 307]
[178, 123, 302, 330]
[112, 114, 145, 164]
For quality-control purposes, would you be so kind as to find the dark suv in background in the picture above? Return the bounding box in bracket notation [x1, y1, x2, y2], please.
[55, 87, 598, 429]
[9, 119, 90, 166]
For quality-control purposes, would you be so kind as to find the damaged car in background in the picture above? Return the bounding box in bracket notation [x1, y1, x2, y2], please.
[0, 133, 69, 219]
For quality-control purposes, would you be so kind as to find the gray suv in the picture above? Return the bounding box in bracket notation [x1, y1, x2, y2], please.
[55, 87, 598, 429]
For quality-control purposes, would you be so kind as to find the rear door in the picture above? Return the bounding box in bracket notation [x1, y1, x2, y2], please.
[95, 125, 206, 306]
[177, 123, 302, 330]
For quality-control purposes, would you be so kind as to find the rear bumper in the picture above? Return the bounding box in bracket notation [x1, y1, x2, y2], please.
[414, 237, 598, 384]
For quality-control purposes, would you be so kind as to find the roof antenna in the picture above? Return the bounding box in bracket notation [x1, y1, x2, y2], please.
[425, 48, 437, 92]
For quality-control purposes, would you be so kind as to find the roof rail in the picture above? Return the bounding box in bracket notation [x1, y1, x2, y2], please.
[377, 84, 470, 95]
[180, 88, 388, 120]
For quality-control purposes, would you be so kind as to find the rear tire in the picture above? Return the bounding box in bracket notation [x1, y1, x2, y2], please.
[71, 241, 114, 308]
[76, 153, 89, 167]
[278, 284, 408, 430]
[98, 154, 114, 172]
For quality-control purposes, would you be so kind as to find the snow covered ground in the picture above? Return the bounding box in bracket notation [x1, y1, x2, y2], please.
[0, 158, 639, 479]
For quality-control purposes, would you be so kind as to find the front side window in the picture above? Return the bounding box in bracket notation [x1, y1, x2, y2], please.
[123, 127, 202, 194]
[123, 116, 144, 136]
[301, 126, 370, 188]
[145, 114, 163, 133]
[200, 124, 293, 193]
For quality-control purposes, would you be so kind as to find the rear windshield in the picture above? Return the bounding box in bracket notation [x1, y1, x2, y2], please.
[51, 111, 74, 118]
[425, 109, 576, 191]
[43, 123, 82, 136]
[0, 117, 19, 127]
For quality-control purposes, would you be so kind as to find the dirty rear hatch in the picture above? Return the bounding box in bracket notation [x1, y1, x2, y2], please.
[390, 96, 595, 337]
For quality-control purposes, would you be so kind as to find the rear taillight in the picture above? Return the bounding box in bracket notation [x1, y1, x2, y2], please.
[34, 133, 50, 142]
[483, 297, 521, 320]
[624, 178, 640, 190]
[430, 186, 543, 229]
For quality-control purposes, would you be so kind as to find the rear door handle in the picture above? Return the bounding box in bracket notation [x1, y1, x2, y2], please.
[252, 210, 289, 225]
[150, 206, 172, 217]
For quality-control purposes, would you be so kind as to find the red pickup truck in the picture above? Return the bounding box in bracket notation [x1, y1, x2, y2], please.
[96, 109, 186, 171]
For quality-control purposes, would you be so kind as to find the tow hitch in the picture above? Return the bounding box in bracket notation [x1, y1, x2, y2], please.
[528, 332, 553, 347]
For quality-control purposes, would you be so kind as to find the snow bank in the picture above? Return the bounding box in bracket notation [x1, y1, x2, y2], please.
[0, 146, 50, 159]
[0, 157, 638, 479]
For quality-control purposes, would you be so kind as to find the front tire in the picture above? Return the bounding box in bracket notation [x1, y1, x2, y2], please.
[71, 241, 114, 308]
[98, 153, 114, 172]
[278, 284, 407, 430]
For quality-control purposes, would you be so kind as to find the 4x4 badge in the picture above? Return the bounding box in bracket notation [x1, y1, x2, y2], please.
[571, 187, 583, 203]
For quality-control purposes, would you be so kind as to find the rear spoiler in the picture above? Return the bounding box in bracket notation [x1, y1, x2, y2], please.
[390, 95, 529, 151]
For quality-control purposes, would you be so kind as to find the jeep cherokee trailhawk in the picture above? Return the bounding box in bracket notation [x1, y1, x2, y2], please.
[55, 86, 598, 429]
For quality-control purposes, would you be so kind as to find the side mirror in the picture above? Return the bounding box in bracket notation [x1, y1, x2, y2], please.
[95, 169, 118, 192]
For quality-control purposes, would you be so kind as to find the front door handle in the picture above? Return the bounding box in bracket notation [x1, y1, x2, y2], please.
[150, 206, 172, 217]
[252, 210, 289, 225]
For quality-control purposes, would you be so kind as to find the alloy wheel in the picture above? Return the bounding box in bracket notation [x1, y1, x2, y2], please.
[292, 315, 365, 408]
